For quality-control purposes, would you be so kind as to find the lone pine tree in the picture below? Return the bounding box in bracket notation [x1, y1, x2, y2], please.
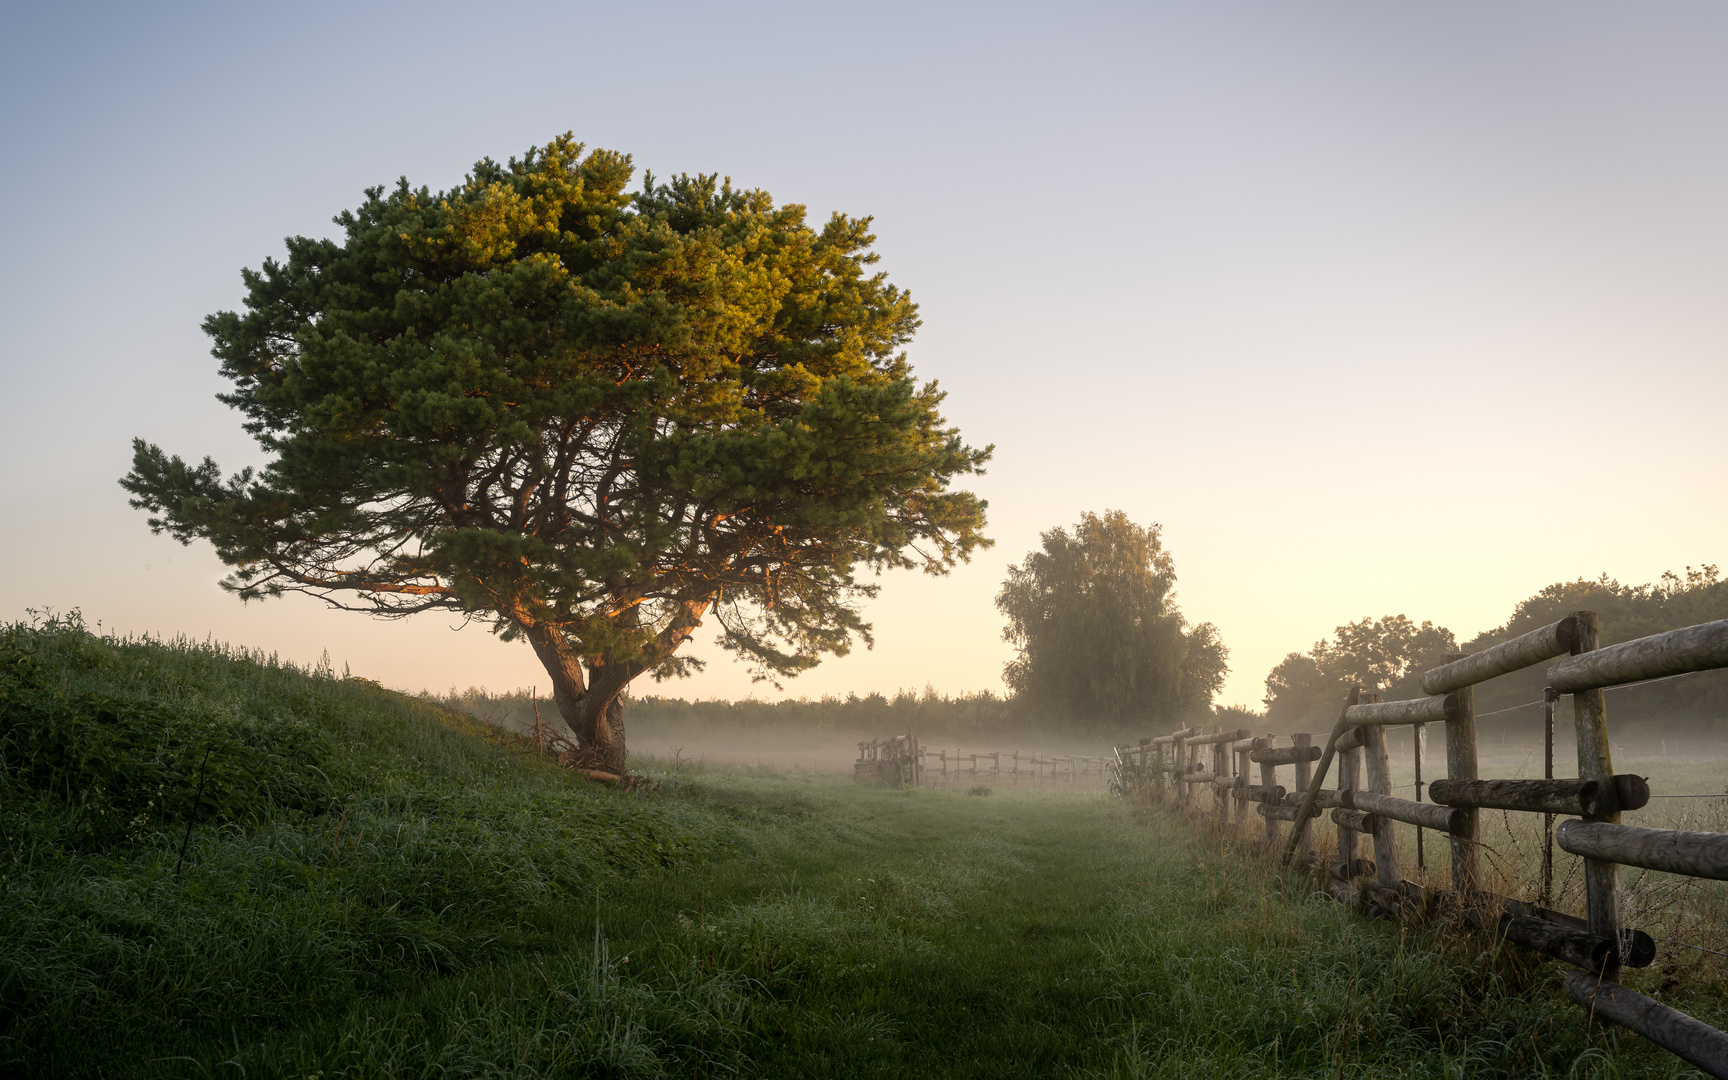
[123, 135, 990, 773]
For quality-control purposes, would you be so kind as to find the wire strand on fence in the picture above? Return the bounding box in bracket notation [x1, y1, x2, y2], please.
[1463, 670, 1699, 722]
[1646, 935, 1728, 962]
[1603, 670, 1701, 694]
[1474, 697, 1547, 718]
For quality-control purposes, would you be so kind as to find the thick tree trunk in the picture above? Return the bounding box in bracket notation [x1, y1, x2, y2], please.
[575, 664, 633, 774]
[519, 600, 709, 778]
[524, 624, 631, 774]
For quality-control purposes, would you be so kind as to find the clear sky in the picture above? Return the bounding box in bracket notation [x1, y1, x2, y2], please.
[2, 2, 1725, 711]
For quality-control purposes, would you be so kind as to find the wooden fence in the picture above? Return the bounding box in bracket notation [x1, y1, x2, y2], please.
[1111, 612, 1728, 1077]
[918, 746, 1110, 786]
[852, 735, 1111, 787]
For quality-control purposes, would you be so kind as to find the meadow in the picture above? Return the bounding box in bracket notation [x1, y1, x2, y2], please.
[1, 617, 1719, 1077]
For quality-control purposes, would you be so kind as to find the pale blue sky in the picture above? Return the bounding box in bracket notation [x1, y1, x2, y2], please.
[3, 2, 1725, 708]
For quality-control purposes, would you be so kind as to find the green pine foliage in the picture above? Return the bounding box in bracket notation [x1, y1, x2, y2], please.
[121, 133, 991, 767]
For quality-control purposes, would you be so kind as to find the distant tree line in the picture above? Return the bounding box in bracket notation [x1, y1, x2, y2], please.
[1262, 565, 1728, 733]
[435, 684, 1021, 740]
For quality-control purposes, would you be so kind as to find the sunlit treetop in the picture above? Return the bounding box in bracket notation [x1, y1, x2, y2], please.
[123, 134, 991, 770]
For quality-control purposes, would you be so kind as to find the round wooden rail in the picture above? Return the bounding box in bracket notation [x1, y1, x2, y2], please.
[1341, 694, 1457, 726]
[1430, 776, 1649, 817]
[1557, 820, 1728, 881]
[1546, 618, 1728, 694]
[1150, 726, 1201, 746]
[1564, 973, 1728, 1079]
[1420, 617, 1578, 695]
[1250, 744, 1321, 765]
[1184, 727, 1254, 746]
[1349, 789, 1468, 834]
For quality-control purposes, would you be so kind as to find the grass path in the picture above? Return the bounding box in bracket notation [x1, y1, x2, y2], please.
[579, 773, 1688, 1078]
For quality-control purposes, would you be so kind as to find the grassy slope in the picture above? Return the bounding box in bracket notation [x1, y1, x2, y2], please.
[0, 620, 1707, 1078]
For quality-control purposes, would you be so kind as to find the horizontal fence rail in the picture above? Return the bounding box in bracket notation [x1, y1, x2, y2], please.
[1107, 610, 1728, 1079]
[854, 736, 1113, 788]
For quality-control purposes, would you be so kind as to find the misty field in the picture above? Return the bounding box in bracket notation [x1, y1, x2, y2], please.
[2, 621, 1722, 1078]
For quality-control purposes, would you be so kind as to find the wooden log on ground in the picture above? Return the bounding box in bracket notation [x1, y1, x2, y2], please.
[1257, 803, 1301, 821]
[1251, 744, 1322, 765]
[1430, 776, 1649, 817]
[1361, 878, 1428, 918]
[1557, 820, 1728, 881]
[1327, 857, 1376, 880]
[1361, 879, 1412, 917]
[1564, 973, 1728, 1079]
[1421, 617, 1580, 695]
[1547, 618, 1728, 694]
[1343, 694, 1458, 725]
[1502, 897, 1657, 968]
[1351, 789, 1468, 835]
[1499, 913, 1614, 973]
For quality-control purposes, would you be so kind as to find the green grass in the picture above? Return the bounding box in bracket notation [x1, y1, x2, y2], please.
[0, 616, 1716, 1077]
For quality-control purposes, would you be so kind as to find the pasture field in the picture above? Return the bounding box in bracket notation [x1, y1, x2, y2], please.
[1, 619, 1720, 1077]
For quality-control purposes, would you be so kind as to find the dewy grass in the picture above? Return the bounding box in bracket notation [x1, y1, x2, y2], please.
[0, 616, 1711, 1077]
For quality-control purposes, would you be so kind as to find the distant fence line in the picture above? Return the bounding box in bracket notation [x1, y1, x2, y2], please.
[1111, 612, 1728, 1078]
[852, 733, 1111, 787]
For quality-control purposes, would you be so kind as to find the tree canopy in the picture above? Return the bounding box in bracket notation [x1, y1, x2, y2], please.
[1262, 615, 1457, 730]
[122, 134, 991, 771]
[994, 511, 1227, 728]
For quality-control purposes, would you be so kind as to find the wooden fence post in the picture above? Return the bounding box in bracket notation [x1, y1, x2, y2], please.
[1213, 726, 1227, 827]
[1336, 689, 1363, 894]
[1173, 729, 1190, 809]
[1444, 655, 1480, 897]
[1570, 610, 1620, 981]
[1260, 735, 1280, 847]
[1237, 744, 1253, 836]
[1363, 718, 1402, 901]
[1413, 721, 1427, 870]
[1293, 732, 1314, 862]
